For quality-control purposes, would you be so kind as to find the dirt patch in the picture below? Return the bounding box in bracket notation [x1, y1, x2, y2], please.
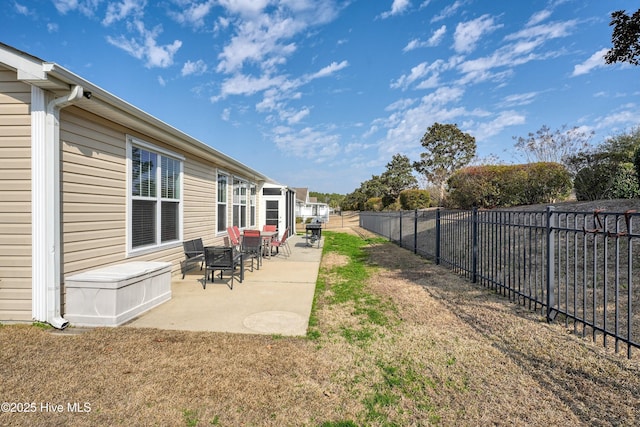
[320, 252, 349, 270]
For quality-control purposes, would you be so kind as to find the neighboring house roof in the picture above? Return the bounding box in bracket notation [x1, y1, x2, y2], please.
[0, 42, 270, 182]
[294, 187, 309, 204]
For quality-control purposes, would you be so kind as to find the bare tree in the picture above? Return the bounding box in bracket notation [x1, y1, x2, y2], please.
[513, 125, 594, 172]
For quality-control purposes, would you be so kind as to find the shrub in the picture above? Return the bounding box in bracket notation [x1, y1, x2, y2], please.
[384, 200, 402, 211]
[447, 162, 571, 209]
[574, 162, 640, 201]
[398, 189, 430, 210]
[365, 197, 383, 211]
[610, 163, 640, 199]
[574, 164, 611, 201]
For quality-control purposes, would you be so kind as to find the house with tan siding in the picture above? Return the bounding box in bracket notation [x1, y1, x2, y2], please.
[0, 42, 295, 328]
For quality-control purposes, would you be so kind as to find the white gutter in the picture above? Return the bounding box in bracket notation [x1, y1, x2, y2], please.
[33, 84, 84, 329]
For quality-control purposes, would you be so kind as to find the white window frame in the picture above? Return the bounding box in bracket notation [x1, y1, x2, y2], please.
[126, 136, 184, 256]
[249, 183, 257, 227]
[217, 171, 229, 234]
[232, 177, 248, 229]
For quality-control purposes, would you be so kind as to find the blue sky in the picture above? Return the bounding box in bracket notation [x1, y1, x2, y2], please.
[3, 0, 639, 194]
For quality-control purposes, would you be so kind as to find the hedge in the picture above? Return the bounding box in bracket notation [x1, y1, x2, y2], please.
[399, 189, 431, 210]
[447, 162, 572, 209]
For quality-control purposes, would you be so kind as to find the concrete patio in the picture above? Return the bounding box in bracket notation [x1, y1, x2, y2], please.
[125, 234, 323, 336]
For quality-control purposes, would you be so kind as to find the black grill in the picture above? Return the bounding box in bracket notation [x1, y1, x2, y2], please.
[305, 223, 322, 247]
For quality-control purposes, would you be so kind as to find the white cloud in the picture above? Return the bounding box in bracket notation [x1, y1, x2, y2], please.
[391, 62, 430, 90]
[594, 104, 640, 129]
[52, 0, 75, 14]
[455, 18, 576, 85]
[272, 125, 341, 162]
[218, 0, 270, 17]
[169, 0, 215, 28]
[375, 86, 470, 157]
[572, 48, 608, 77]
[500, 91, 539, 107]
[403, 25, 446, 51]
[51, 0, 101, 16]
[106, 21, 182, 68]
[380, 0, 411, 19]
[216, 14, 302, 74]
[385, 98, 418, 111]
[391, 58, 455, 90]
[221, 108, 231, 121]
[431, 0, 465, 23]
[213, 73, 285, 100]
[14, 2, 31, 15]
[427, 25, 447, 46]
[215, 0, 339, 74]
[471, 110, 526, 141]
[103, 0, 145, 26]
[282, 107, 310, 124]
[210, 1, 344, 130]
[47, 23, 59, 33]
[527, 9, 552, 27]
[307, 60, 348, 80]
[157, 75, 167, 86]
[505, 20, 576, 42]
[453, 14, 502, 54]
[181, 59, 208, 76]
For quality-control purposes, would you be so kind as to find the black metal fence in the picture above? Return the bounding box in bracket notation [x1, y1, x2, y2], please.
[360, 207, 640, 358]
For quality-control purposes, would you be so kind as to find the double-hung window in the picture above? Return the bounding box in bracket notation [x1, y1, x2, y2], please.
[128, 137, 183, 253]
[249, 184, 256, 227]
[217, 173, 228, 233]
[233, 178, 247, 228]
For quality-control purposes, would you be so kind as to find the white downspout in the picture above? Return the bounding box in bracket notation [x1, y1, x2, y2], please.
[42, 85, 84, 329]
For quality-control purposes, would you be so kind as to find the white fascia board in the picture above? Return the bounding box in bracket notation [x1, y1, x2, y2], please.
[0, 45, 45, 80]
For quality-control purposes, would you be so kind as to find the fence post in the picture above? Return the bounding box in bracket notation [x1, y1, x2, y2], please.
[435, 208, 441, 265]
[414, 209, 418, 254]
[546, 206, 556, 322]
[399, 210, 403, 249]
[472, 207, 478, 283]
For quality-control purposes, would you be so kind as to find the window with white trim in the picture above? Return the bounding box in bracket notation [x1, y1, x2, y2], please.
[128, 138, 182, 252]
[233, 178, 247, 228]
[217, 173, 228, 233]
[250, 184, 256, 227]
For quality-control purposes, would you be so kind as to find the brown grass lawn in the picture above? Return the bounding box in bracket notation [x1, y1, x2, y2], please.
[1, 213, 639, 426]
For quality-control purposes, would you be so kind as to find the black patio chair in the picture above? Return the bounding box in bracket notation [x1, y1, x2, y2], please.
[241, 230, 262, 271]
[203, 246, 243, 289]
[181, 238, 205, 278]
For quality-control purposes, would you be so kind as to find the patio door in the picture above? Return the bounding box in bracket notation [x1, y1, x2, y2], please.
[265, 200, 279, 230]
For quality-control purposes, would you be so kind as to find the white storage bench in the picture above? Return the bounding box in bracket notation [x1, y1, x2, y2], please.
[64, 261, 172, 327]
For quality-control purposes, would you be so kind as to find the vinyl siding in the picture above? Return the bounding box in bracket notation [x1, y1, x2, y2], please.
[59, 108, 238, 287]
[60, 109, 128, 279]
[0, 67, 32, 322]
[183, 159, 219, 246]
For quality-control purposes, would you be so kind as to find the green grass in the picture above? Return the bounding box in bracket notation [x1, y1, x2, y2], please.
[309, 232, 396, 340]
[32, 321, 52, 330]
[182, 409, 199, 427]
[310, 231, 444, 424]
